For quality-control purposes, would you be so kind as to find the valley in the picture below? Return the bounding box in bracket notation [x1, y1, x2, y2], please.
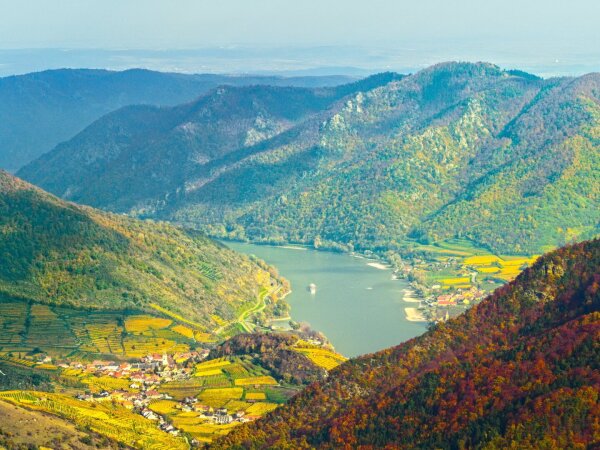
[214, 238, 600, 449]
[0, 61, 598, 449]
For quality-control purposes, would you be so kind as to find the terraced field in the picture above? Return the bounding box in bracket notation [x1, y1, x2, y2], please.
[0, 302, 28, 350]
[0, 300, 200, 359]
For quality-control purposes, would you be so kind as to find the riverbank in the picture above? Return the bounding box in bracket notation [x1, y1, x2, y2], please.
[366, 262, 390, 270]
[402, 289, 421, 303]
[404, 307, 427, 322]
[224, 240, 427, 357]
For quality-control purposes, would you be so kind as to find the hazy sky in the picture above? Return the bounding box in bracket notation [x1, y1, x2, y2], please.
[0, 0, 599, 75]
[1, 0, 598, 48]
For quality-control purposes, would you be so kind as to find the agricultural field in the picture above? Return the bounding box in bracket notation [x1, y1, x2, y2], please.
[408, 238, 539, 291]
[234, 376, 278, 386]
[149, 399, 180, 415]
[80, 375, 133, 393]
[293, 345, 348, 371]
[0, 302, 28, 349]
[193, 368, 225, 377]
[0, 300, 207, 360]
[244, 392, 266, 401]
[159, 378, 206, 400]
[195, 358, 232, 370]
[124, 315, 173, 333]
[172, 324, 195, 339]
[0, 391, 188, 449]
[199, 387, 244, 404]
[245, 401, 279, 415]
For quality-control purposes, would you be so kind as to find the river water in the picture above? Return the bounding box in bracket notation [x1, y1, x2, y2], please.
[224, 241, 427, 357]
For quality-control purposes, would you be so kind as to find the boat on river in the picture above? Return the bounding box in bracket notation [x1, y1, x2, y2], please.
[308, 283, 317, 294]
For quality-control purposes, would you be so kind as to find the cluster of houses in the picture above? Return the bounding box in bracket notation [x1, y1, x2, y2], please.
[140, 407, 179, 435]
[434, 287, 485, 307]
[178, 397, 261, 424]
[61, 349, 209, 379]
[63, 348, 267, 441]
[417, 287, 486, 323]
[76, 385, 166, 409]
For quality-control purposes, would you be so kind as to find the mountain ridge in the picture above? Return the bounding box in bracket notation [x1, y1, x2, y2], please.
[0, 68, 355, 171]
[18, 62, 600, 255]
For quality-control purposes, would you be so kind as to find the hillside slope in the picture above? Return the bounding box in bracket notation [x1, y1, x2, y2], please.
[0, 68, 353, 171]
[19, 73, 400, 213]
[0, 170, 280, 331]
[212, 238, 600, 449]
[20, 63, 599, 255]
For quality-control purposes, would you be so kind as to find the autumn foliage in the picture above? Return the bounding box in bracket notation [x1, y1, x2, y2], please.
[212, 239, 600, 449]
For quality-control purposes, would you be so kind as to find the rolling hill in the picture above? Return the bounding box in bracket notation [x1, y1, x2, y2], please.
[212, 238, 600, 449]
[19, 63, 599, 256]
[0, 170, 283, 334]
[0, 68, 353, 171]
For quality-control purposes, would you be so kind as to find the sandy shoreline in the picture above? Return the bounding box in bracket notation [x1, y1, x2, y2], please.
[367, 262, 390, 270]
[405, 307, 427, 322]
[402, 288, 421, 303]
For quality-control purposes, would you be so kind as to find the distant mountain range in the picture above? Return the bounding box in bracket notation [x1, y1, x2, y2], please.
[19, 62, 599, 255]
[212, 238, 600, 449]
[0, 68, 353, 171]
[0, 170, 278, 330]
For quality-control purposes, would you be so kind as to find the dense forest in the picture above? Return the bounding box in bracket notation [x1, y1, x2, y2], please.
[0, 170, 281, 330]
[212, 238, 600, 448]
[209, 334, 327, 385]
[19, 63, 600, 256]
[0, 68, 352, 171]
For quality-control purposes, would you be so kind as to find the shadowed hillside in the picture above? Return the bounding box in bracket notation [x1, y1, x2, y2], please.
[0, 68, 354, 171]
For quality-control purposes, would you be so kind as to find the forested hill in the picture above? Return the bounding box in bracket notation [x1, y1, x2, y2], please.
[0, 68, 354, 171]
[0, 170, 279, 330]
[20, 62, 599, 255]
[212, 238, 600, 449]
[18, 72, 400, 213]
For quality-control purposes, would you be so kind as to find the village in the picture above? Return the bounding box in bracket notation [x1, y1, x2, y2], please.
[1, 328, 346, 446]
[44, 349, 266, 443]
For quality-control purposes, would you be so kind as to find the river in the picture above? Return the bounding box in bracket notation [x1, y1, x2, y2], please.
[224, 242, 428, 357]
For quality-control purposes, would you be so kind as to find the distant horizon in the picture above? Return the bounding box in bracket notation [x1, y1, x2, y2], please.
[2, 1, 599, 78]
[1, 46, 599, 79]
